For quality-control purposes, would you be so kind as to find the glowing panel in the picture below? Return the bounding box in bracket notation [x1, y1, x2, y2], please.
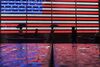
[0, 0, 99, 34]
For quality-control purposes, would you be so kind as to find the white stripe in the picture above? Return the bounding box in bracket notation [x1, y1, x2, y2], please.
[2, 14, 75, 17]
[1, 2, 74, 4]
[54, 27, 71, 30]
[1, 1, 98, 5]
[1, 14, 99, 17]
[28, 21, 75, 23]
[53, 15, 75, 17]
[77, 27, 99, 30]
[1, 27, 99, 30]
[1, 14, 26, 16]
[27, 14, 51, 16]
[28, 14, 76, 17]
[4, 8, 95, 11]
[24, 27, 51, 30]
[76, 9, 98, 11]
[28, 21, 51, 23]
[77, 2, 98, 5]
[77, 21, 98, 23]
[43, 8, 98, 11]
[77, 15, 98, 17]
[1, 21, 51, 23]
[43, 8, 75, 11]
[1, 21, 99, 24]
[53, 21, 75, 23]
[43, 2, 98, 5]
[1, 21, 26, 23]
[1, 27, 17, 30]
[1, 21, 75, 23]
[43, 2, 74, 4]
[26, 27, 71, 30]
[1, 8, 98, 13]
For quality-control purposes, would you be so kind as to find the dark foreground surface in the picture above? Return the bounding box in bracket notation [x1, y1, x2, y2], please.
[0, 43, 100, 67]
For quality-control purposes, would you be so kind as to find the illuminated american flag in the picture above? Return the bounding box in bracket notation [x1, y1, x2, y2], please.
[0, 0, 99, 34]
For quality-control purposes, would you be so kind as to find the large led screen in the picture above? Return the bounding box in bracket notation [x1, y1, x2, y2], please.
[0, 0, 99, 34]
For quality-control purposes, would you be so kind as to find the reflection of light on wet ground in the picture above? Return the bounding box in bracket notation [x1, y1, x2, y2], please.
[0, 43, 51, 67]
[54, 44, 100, 67]
[0, 43, 100, 67]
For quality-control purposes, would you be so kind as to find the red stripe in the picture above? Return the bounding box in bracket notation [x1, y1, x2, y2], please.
[1, 11, 98, 15]
[0, 31, 19, 33]
[1, 17, 98, 21]
[77, 18, 98, 20]
[77, 30, 99, 33]
[1, 30, 99, 34]
[43, 11, 98, 14]
[43, 5, 98, 8]
[1, 17, 50, 20]
[77, 24, 99, 27]
[76, 12, 98, 14]
[27, 24, 51, 27]
[53, 0, 98, 2]
[1, 17, 26, 20]
[0, 24, 19, 27]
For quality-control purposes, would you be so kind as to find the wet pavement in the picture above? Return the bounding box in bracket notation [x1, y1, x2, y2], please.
[0, 43, 100, 67]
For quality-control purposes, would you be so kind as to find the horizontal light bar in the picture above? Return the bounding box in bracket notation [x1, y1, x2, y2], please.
[42, 5, 99, 8]
[44, 2, 98, 5]
[1, 20, 99, 23]
[2, 5, 99, 8]
[77, 2, 98, 5]
[1, 11, 42, 14]
[2, 8, 97, 11]
[1, 17, 98, 21]
[1, 21, 76, 23]
[2, 8, 98, 11]
[49, 0, 98, 2]
[1, 27, 99, 30]
[1, 14, 98, 17]
[1, 30, 99, 34]
[77, 21, 99, 23]
[1, 11, 99, 14]
[1, 11, 98, 15]
[1, 21, 26, 23]
[1, 1, 98, 5]
[1, 14, 26, 16]
[43, 8, 98, 11]
[1, 23, 99, 27]
[77, 15, 99, 17]
[77, 27, 99, 29]
[43, 2, 75, 4]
